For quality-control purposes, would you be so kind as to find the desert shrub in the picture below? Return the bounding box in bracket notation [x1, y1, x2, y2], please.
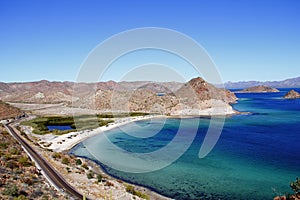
[22, 177, 33, 185]
[18, 156, 32, 167]
[87, 171, 94, 179]
[2, 130, 9, 135]
[10, 147, 20, 155]
[52, 152, 62, 159]
[81, 163, 89, 170]
[97, 174, 102, 182]
[6, 160, 19, 169]
[3, 153, 12, 161]
[0, 142, 8, 149]
[2, 184, 19, 197]
[129, 112, 149, 117]
[125, 185, 135, 194]
[105, 181, 114, 187]
[61, 157, 69, 165]
[125, 185, 149, 200]
[75, 159, 82, 165]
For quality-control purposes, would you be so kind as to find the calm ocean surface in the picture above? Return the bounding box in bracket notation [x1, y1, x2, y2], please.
[70, 88, 300, 199]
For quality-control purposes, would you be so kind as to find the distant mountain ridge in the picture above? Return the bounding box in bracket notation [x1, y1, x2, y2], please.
[224, 77, 300, 89]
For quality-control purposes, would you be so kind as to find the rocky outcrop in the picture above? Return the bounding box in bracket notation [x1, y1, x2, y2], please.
[283, 90, 300, 99]
[0, 100, 22, 120]
[237, 85, 280, 93]
[167, 77, 237, 115]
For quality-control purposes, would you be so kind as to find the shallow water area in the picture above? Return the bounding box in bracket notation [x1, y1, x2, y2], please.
[71, 88, 300, 199]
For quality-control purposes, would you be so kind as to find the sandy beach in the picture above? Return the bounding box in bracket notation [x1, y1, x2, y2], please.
[22, 115, 163, 152]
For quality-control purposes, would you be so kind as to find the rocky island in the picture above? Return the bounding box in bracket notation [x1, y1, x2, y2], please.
[283, 90, 300, 99]
[236, 85, 280, 93]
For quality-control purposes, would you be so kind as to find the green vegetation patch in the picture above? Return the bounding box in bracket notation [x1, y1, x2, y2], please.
[21, 115, 114, 135]
[125, 185, 150, 200]
[96, 112, 150, 118]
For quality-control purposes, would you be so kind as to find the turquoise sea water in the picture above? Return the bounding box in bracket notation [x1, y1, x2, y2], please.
[70, 88, 300, 199]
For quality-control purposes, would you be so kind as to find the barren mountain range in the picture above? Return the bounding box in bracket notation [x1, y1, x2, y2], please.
[224, 77, 300, 89]
[0, 77, 237, 116]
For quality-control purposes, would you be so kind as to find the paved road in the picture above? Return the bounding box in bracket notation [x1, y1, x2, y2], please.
[5, 123, 87, 200]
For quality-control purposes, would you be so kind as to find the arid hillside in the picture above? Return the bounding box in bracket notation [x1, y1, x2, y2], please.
[0, 77, 237, 115]
[0, 100, 22, 120]
[0, 126, 64, 199]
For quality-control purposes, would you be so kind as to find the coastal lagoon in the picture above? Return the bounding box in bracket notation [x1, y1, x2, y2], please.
[47, 125, 74, 131]
[71, 88, 300, 199]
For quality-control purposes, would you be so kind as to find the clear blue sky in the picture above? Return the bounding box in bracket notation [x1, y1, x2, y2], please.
[0, 0, 299, 83]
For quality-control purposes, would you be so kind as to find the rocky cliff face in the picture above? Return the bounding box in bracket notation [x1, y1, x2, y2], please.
[237, 85, 279, 93]
[283, 90, 300, 99]
[0, 77, 237, 115]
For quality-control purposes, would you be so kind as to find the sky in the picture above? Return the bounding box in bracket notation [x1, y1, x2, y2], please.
[0, 0, 300, 83]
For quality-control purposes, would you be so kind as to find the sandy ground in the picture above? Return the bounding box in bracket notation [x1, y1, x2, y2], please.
[9, 102, 100, 116]
[22, 115, 162, 152]
[10, 102, 238, 117]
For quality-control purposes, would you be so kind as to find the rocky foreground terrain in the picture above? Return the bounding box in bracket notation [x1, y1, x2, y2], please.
[0, 77, 237, 116]
[0, 125, 64, 199]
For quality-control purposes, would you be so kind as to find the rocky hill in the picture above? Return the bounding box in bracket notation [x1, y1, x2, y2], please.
[72, 77, 238, 115]
[283, 90, 300, 99]
[0, 100, 22, 120]
[236, 85, 280, 93]
[0, 77, 237, 115]
[0, 80, 183, 104]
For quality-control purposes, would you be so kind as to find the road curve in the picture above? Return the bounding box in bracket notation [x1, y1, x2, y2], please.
[5, 123, 88, 200]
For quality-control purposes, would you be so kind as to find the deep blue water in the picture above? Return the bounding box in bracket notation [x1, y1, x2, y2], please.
[70, 88, 300, 199]
[47, 125, 73, 131]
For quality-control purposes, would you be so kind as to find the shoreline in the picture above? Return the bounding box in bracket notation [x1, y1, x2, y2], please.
[23, 115, 163, 152]
[74, 154, 172, 200]
[20, 110, 241, 200]
[23, 109, 240, 153]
